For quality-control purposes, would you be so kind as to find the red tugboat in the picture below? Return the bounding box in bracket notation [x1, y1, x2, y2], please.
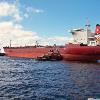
[63, 24, 100, 62]
[36, 49, 63, 61]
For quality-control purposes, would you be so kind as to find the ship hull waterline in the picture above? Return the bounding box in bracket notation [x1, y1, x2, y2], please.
[3, 46, 64, 59]
[3, 44, 100, 62]
[63, 44, 100, 62]
[62, 54, 100, 62]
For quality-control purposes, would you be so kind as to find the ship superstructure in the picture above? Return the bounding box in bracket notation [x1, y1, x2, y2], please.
[70, 24, 100, 46]
[63, 24, 100, 62]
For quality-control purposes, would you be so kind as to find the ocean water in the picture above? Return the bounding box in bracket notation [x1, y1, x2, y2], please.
[0, 56, 100, 100]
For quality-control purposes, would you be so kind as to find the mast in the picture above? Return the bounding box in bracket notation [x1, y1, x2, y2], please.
[35, 41, 39, 47]
[85, 18, 91, 30]
[10, 40, 12, 47]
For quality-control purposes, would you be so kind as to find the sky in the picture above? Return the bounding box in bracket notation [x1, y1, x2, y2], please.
[0, 0, 100, 48]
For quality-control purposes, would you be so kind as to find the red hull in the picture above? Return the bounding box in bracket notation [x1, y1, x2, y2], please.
[63, 54, 100, 62]
[3, 46, 64, 58]
[3, 44, 100, 61]
[63, 44, 100, 61]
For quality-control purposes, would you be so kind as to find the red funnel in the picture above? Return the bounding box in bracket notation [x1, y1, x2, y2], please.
[95, 24, 100, 34]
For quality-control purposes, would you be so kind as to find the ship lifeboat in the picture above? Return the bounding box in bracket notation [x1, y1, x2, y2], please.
[63, 44, 100, 62]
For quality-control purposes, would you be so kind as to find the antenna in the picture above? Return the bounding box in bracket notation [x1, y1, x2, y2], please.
[10, 40, 12, 47]
[35, 41, 39, 46]
[85, 18, 91, 30]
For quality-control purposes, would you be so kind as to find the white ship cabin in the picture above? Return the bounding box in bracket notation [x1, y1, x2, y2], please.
[70, 25, 100, 46]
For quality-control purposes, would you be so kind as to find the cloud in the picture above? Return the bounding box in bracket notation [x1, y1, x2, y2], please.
[0, 21, 70, 47]
[0, 0, 70, 51]
[26, 7, 44, 13]
[24, 13, 29, 18]
[0, 2, 22, 22]
[0, 21, 39, 47]
[24, 7, 44, 18]
[35, 36, 72, 46]
[0, 1, 45, 48]
[0, 21, 71, 52]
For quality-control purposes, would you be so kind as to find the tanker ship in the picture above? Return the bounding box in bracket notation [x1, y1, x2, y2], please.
[63, 24, 100, 62]
[3, 45, 64, 58]
[3, 24, 100, 62]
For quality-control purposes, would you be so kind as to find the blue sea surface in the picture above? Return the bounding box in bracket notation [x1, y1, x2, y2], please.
[0, 56, 100, 100]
